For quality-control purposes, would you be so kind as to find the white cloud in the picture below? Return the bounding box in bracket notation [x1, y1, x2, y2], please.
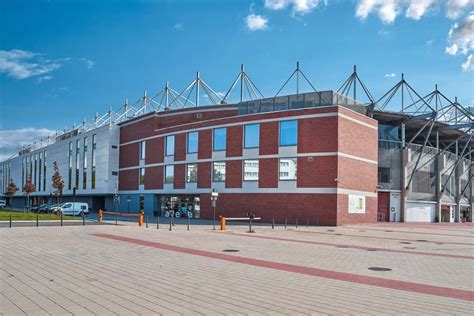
[245, 14, 269, 31]
[462, 53, 473, 70]
[445, 13, 474, 70]
[406, 0, 435, 20]
[37, 76, 53, 83]
[174, 23, 184, 31]
[80, 58, 95, 69]
[384, 72, 396, 78]
[446, 0, 474, 19]
[355, 0, 472, 23]
[0, 49, 62, 80]
[264, 0, 323, 15]
[426, 39, 434, 46]
[0, 128, 56, 162]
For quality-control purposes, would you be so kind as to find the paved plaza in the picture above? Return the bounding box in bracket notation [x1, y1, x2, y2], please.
[0, 221, 473, 315]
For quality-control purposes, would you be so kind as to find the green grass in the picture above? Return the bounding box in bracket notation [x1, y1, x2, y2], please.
[0, 209, 76, 221]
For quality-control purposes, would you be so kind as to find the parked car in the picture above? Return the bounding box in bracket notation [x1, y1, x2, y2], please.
[31, 204, 45, 213]
[0, 200, 6, 208]
[38, 204, 54, 213]
[48, 204, 63, 214]
[58, 202, 90, 216]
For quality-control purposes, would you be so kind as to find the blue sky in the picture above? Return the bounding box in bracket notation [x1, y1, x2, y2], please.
[0, 0, 473, 160]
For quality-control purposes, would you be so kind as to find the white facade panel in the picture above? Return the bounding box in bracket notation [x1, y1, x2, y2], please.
[406, 202, 436, 222]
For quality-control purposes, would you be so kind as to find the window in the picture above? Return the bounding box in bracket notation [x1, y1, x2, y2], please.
[279, 158, 297, 180]
[166, 135, 175, 156]
[378, 167, 390, 184]
[186, 164, 197, 183]
[165, 165, 174, 183]
[243, 160, 259, 181]
[213, 162, 226, 182]
[91, 135, 96, 189]
[187, 132, 198, 154]
[279, 120, 298, 146]
[213, 128, 227, 151]
[140, 141, 146, 160]
[244, 124, 260, 148]
[43, 151, 47, 191]
[139, 168, 145, 185]
[38, 152, 42, 191]
[83, 137, 88, 190]
[75, 140, 80, 189]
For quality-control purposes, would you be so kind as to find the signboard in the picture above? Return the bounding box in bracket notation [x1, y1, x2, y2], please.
[211, 191, 219, 197]
[113, 195, 120, 204]
[348, 195, 366, 214]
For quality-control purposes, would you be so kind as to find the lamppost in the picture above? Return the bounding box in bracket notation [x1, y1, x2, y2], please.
[211, 189, 218, 230]
[127, 195, 131, 214]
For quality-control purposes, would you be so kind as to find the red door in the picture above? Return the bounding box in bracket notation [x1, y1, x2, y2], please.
[377, 192, 390, 222]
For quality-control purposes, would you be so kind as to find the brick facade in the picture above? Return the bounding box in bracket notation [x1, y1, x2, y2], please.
[118, 103, 378, 226]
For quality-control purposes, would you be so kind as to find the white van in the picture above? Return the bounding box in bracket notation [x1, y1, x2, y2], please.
[59, 202, 90, 216]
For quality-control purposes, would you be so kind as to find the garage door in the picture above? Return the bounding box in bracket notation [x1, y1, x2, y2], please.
[406, 203, 436, 222]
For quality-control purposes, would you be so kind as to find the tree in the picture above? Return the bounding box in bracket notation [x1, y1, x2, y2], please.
[51, 161, 64, 203]
[23, 174, 36, 209]
[4, 179, 19, 206]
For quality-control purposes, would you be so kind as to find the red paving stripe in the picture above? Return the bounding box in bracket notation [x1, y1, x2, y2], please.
[290, 229, 474, 246]
[341, 226, 474, 238]
[225, 232, 474, 260]
[93, 233, 474, 302]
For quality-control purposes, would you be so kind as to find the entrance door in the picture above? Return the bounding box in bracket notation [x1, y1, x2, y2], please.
[377, 192, 390, 222]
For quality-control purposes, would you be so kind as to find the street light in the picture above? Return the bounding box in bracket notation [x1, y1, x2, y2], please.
[211, 189, 218, 230]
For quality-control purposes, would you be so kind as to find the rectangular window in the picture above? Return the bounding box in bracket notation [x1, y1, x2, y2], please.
[165, 165, 174, 183]
[34, 153, 37, 186]
[38, 152, 42, 191]
[43, 151, 47, 191]
[244, 124, 260, 148]
[83, 138, 88, 190]
[75, 140, 80, 189]
[140, 141, 146, 160]
[139, 168, 145, 185]
[213, 128, 227, 151]
[243, 160, 259, 181]
[378, 167, 390, 184]
[279, 120, 298, 146]
[213, 162, 226, 182]
[166, 135, 175, 156]
[279, 158, 297, 180]
[187, 132, 198, 154]
[186, 164, 197, 183]
[91, 135, 96, 189]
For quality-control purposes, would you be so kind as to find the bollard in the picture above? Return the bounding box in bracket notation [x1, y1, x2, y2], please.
[296, 218, 298, 229]
[306, 218, 309, 228]
[172, 216, 174, 227]
[220, 216, 226, 231]
[61, 212, 63, 227]
[156, 216, 159, 229]
[115, 212, 118, 226]
[248, 217, 254, 233]
[187, 216, 190, 231]
[316, 217, 319, 226]
[138, 213, 144, 227]
[146, 216, 149, 228]
[284, 218, 287, 229]
[98, 209, 103, 222]
[82, 212, 85, 226]
[36, 214, 39, 227]
[9, 214, 12, 228]
[272, 218, 274, 229]
[169, 217, 172, 231]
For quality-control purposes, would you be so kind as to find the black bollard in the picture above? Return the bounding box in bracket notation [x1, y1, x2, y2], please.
[156, 216, 159, 229]
[36, 214, 39, 227]
[61, 212, 63, 227]
[296, 218, 298, 229]
[306, 218, 309, 228]
[169, 217, 172, 231]
[146, 216, 149, 228]
[9, 214, 12, 228]
[284, 218, 287, 229]
[187, 216, 190, 231]
[272, 218, 274, 229]
[82, 212, 85, 226]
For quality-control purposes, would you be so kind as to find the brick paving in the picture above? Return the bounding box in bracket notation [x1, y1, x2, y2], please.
[0, 222, 473, 315]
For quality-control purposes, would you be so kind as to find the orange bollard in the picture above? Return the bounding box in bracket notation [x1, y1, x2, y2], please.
[220, 216, 226, 231]
[98, 209, 103, 222]
[138, 213, 144, 227]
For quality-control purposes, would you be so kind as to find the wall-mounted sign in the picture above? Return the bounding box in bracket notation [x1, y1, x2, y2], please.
[348, 195, 366, 214]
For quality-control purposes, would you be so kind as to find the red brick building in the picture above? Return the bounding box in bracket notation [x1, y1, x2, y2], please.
[117, 91, 378, 226]
[119, 90, 378, 225]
